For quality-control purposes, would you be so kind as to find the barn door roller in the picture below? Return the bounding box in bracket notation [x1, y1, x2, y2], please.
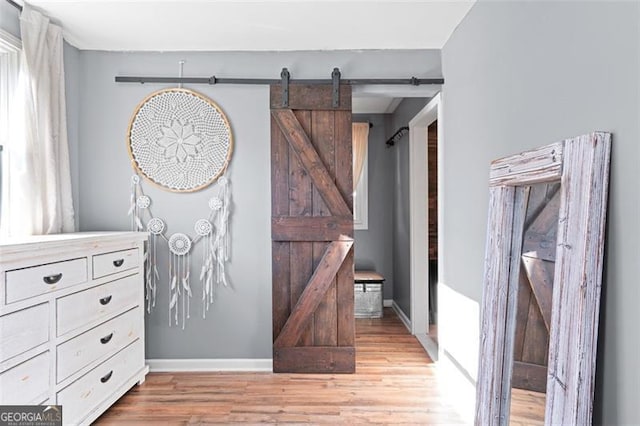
[281, 68, 290, 107]
[332, 68, 341, 108]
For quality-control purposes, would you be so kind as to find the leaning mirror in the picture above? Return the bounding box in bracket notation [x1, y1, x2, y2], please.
[475, 132, 611, 426]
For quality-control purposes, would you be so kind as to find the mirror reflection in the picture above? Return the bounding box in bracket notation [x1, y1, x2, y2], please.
[509, 182, 560, 426]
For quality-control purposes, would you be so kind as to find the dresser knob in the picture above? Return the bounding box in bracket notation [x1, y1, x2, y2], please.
[113, 259, 125, 267]
[100, 333, 114, 344]
[99, 295, 113, 305]
[100, 371, 113, 383]
[43, 273, 63, 285]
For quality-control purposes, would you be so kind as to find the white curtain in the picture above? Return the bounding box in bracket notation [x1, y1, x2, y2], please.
[1, 4, 75, 237]
[352, 122, 369, 190]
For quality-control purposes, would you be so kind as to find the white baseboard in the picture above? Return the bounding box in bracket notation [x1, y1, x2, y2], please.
[146, 358, 273, 372]
[437, 350, 476, 424]
[391, 301, 411, 332]
[383, 299, 393, 308]
[415, 333, 439, 362]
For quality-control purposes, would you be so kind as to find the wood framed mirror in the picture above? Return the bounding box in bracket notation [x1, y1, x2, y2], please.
[475, 132, 611, 426]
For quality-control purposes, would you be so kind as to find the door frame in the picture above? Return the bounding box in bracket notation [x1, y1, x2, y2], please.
[408, 93, 442, 361]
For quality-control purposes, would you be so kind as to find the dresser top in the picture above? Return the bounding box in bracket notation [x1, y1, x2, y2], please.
[0, 232, 148, 255]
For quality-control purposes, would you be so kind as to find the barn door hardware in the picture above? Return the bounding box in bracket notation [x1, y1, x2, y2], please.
[116, 70, 444, 86]
[332, 68, 341, 108]
[281, 68, 290, 107]
[385, 126, 410, 146]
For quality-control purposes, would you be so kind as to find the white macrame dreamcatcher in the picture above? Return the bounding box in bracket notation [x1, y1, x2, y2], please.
[127, 88, 233, 329]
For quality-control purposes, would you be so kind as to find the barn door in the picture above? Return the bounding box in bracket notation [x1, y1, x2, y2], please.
[270, 84, 355, 373]
[512, 183, 560, 392]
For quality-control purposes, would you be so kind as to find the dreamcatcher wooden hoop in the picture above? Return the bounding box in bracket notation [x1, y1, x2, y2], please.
[126, 88, 233, 192]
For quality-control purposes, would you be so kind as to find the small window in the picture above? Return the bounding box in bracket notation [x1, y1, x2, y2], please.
[353, 145, 368, 229]
[352, 122, 369, 230]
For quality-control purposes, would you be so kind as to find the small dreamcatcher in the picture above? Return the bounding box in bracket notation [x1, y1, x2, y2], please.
[127, 85, 233, 329]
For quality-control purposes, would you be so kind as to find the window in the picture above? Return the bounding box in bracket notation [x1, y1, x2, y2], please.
[352, 122, 369, 230]
[353, 144, 368, 229]
[0, 29, 21, 233]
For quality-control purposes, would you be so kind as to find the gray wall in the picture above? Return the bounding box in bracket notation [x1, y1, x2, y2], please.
[353, 114, 393, 300]
[75, 50, 440, 359]
[0, 1, 20, 38]
[441, 2, 639, 424]
[389, 98, 428, 316]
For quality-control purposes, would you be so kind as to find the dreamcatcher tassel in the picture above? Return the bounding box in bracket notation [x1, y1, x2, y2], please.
[166, 233, 192, 329]
[205, 240, 214, 309]
[182, 253, 192, 328]
[145, 236, 160, 313]
[146, 218, 165, 313]
[169, 255, 178, 326]
[153, 265, 159, 307]
[145, 249, 152, 312]
[220, 177, 231, 262]
[181, 255, 185, 329]
[209, 176, 232, 289]
[201, 231, 213, 318]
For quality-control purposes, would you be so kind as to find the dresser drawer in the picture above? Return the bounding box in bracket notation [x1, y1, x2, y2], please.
[0, 303, 49, 363]
[5, 258, 87, 304]
[57, 308, 141, 382]
[57, 340, 143, 425]
[0, 351, 49, 404]
[92, 249, 138, 279]
[57, 274, 140, 336]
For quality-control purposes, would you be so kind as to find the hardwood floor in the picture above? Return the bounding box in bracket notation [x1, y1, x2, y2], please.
[96, 308, 465, 425]
[509, 388, 545, 426]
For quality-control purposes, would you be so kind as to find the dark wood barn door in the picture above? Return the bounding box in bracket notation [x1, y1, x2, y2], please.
[270, 84, 355, 373]
[512, 183, 560, 392]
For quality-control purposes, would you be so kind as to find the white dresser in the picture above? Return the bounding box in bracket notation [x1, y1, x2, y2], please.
[0, 232, 149, 425]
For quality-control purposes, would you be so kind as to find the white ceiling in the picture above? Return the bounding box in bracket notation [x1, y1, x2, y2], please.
[18, 0, 474, 52]
[15, 0, 474, 113]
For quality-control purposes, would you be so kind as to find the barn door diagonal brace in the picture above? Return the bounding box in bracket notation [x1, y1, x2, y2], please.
[271, 109, 351, 216]
[274, 240, 354, 348]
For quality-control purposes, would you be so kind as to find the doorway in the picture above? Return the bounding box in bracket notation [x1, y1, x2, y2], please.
[408, 94, 441, 360]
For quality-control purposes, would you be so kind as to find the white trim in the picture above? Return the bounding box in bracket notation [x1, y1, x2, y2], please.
[415, 333, 439, 362]
[353, 141, 368, 230]
[146, 358, 273, 372]
[408, 93, 441, 337]
[0, 29, 21, 52]
[391, 301, 411, 332]
[436, 94, 445, 364]
[436, 350, 476, 424]
[383, 299, 393, 308]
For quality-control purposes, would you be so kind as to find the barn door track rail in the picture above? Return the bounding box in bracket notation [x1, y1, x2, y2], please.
[115, 67, 444, 107]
